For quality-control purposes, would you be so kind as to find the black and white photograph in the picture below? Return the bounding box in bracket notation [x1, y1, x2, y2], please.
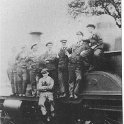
[0, 0, 122, 124]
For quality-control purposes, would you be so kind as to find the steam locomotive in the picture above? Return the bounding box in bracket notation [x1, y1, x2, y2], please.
[0, 38, 122, 124]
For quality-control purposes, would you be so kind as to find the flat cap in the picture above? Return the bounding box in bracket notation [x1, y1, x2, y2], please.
[76, 31, 83, 36]
[46, 42, 53, 46]
[83, 39, 90, 43]
[60, 40, 67, 43]
[41, 68, 49, 74]
[30, 32, 43, 35]
[31, 44, 37, 49]
[86, 24, 95, 29]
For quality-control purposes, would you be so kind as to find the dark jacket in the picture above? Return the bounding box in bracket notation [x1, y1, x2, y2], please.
[43, 51, 57, 70]
[16, 52, 28, 68]
[69, 42, 90, 65]
[90, 33, 104, 50]
[58, 47, 68, 69]
[27, 52, 41, 70]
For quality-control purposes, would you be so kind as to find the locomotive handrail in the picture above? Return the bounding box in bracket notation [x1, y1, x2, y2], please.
[0, 96, 39, 102]
[104, 50, 122, 54]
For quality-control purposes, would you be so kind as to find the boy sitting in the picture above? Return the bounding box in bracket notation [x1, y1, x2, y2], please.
[37, 68, 54, 121]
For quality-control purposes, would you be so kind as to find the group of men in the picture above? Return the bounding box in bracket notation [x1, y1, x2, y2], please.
[7, 24, 104, 99]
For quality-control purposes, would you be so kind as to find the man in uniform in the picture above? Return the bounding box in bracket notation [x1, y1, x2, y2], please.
[28, 44, 41, 92]
[66, 31, 92, 99]
[58, 40, 69, 97]
[86, 24, 104, 70]
[16, 45, 29, 96]
[42, 42, 58, 94]
[7, 47, 17, 95]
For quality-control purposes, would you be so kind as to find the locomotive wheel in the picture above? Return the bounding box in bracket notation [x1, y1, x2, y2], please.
[0, 110, 16, 124]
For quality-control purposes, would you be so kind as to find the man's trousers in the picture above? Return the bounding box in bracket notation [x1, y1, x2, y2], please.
[7, 67, 16, 94]
[58, 68, 68, 94]
[38, 92, 54, 115]
[16, 66, 28, 94]
[29, 69, 37, 86]
[68, 64, 82, 96]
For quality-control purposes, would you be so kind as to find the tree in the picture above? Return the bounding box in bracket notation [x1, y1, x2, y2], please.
[68, 0, 121, 28]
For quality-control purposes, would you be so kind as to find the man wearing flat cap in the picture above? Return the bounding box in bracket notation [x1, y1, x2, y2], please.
[66, 31, 93, 99]
[86, 24, 104, 70]
[37, 68, 54, 120]
[28, 44, 42, 93]
[7, 47, 18, 96]
[15, 45, 29, 96]
[42, 42, 58, 93]
[58, 40, 69, 97]
[86, 24, 103, 52]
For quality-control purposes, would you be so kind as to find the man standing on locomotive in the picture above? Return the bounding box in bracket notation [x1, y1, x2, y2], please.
[58, 40, 69, 98]
[37, 68, 54, 121]
[42, 42, 58, 94]
[15, 45, 29, 96]
[7, 47, 18, 96]
[28, 44, 41, 95]
[66, 31, 92, 99]
[86, 24, 104, 70]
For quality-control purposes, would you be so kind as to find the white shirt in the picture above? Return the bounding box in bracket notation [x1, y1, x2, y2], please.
[37, 76, 54, 90]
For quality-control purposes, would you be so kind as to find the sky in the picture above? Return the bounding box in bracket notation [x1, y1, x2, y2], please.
[0, 0, 72, 48]
[0, 0, 121, 95]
